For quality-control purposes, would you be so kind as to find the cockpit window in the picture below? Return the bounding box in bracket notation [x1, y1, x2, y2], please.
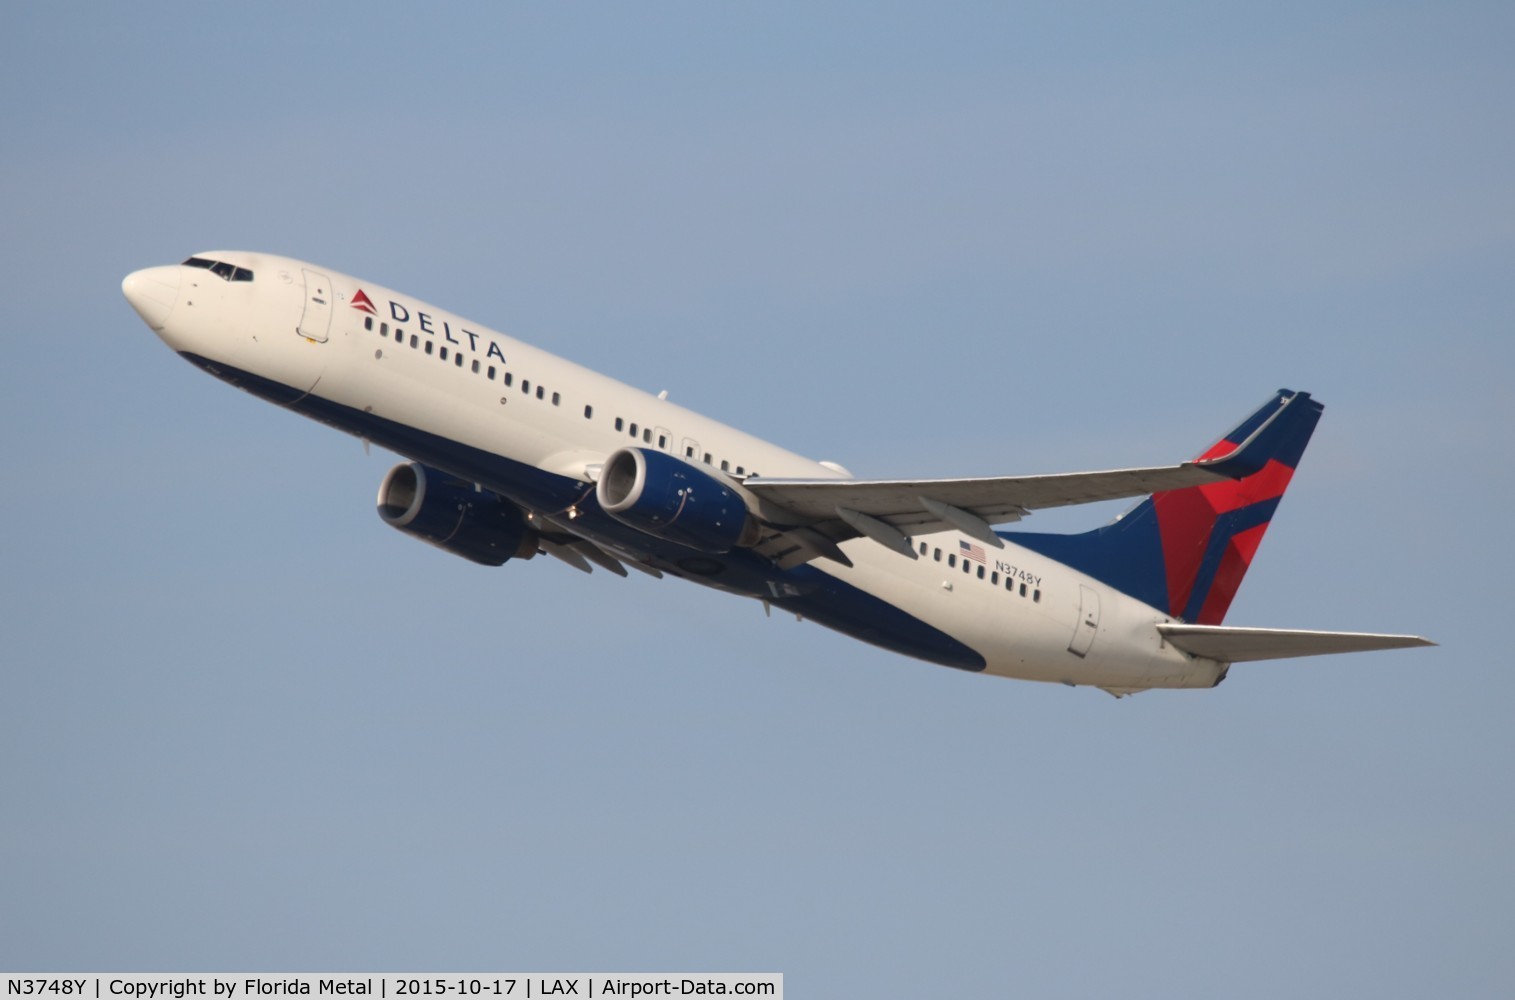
[182, 256, 253, 282]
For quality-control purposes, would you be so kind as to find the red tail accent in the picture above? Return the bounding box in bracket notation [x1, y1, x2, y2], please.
[1152, 456, 1297, 623]
[1197, 520, 1268, 624]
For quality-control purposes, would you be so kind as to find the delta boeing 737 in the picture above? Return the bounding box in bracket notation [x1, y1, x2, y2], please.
[123, 252, 1431, 696]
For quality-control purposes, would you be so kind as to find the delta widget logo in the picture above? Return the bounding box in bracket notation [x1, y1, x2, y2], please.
[351, 289, 378, 315]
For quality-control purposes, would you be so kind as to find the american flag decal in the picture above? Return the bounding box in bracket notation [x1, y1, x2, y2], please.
[960, 540, 986, 564]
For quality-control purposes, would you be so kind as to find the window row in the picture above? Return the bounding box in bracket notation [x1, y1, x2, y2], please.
[606, 417, 756, 477]
[365, 315, 758, 478]
[366, 316, 560, 405]
[919, 543, 1042, 602]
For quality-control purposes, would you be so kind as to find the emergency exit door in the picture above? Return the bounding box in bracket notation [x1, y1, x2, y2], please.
[1068, 585, 1101, 657]
[298, 269, 332, 342]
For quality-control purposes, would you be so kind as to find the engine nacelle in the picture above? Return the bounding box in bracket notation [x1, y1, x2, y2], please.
[377, 463, 537, 566]
[596, 447, 759, 554]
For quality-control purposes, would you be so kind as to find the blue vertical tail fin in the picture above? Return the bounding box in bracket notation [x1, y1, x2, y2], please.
[1002, 390, 1323, 624]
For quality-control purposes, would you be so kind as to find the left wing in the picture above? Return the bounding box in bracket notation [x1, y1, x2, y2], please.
[746, 460, 1236, 527]
[743, 389, 1309, 564]
[742, 458, 1246, 568]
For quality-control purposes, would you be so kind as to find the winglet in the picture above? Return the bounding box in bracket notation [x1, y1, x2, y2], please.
[1192, 390, 1320, 481]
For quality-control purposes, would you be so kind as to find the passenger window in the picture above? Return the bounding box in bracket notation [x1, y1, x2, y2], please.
[976, 566, 985, 579]
[409, 335, 417, 348]
[629, 423, 639, 437]
[704, 453, 712, 464]
[991, 571, 999, 585]
[643, 429, 652, 443]
[471, 359, 480, 373]
[948, 554, 956, 568]
[720, 459, 729, 471]
[552, 392, 561, 406]
[1020, 583, 1027, 597]
[381, 322, 389, 336]
[962, 561, 971, 574]
[424, 341, 433, 355]
[440, 347, 449, 361]
[933, 548, 941, 562]
[537, 386, 545, 400]
[522, 379, 530, 394]
[488, 366, 496, 379]
[364, 317, 373, 331]
[735, 466, 744, 476]
[504, 373, 513, 387]
[1033, 589, 1041, 603]
[615, 417, 624, 431]
[584, 405, 593, 419]
[659, 435, 668, 449]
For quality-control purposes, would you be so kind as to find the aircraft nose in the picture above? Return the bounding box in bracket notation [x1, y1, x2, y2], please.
[122, 265, 181, 330]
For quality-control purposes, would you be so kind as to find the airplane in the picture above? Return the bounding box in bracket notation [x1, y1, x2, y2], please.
[123, 252, 1432, 696]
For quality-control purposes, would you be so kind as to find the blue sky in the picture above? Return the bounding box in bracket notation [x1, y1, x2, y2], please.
[2, 3, 1511, 995]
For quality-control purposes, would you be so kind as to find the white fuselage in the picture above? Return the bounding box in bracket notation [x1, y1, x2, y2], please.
[126, 252, 1223, 693]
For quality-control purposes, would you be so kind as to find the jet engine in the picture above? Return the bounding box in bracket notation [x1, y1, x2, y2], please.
[377, 463, 538, 566]
[596, 447, 760, 554]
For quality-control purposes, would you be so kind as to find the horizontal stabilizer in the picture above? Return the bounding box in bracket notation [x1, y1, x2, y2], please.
[1157, 623, 1435, 663]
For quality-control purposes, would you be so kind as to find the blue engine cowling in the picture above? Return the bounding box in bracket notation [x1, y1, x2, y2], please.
[377, 463, 538, 566]
[596, 447, 758, 554]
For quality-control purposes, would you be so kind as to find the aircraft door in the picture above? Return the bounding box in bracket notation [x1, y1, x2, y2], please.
[1068, 584, 1101, 657]
[298, 269, 333, 342]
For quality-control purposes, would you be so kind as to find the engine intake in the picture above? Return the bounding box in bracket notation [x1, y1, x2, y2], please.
[596, 447, 758, 554]
[377, 463, 537, 566]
